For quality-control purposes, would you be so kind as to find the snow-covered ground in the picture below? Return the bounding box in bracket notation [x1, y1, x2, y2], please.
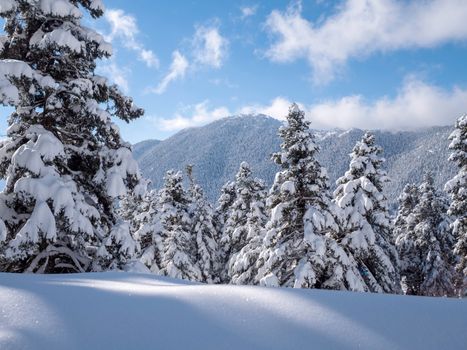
[0, 272, 465, 350]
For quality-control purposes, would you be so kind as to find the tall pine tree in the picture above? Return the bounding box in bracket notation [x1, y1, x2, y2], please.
[0, 0, 142, 272]
[445, 114, 467, 295]
[334, 132, 400, 293]
[186, 165, 220, 283]
[159, 170, 201, 281]
[215, 178, 236, 241]
[256, 104, 366, 291]
[394, 184, 421, 295]
[221, 162, 268, 285]
[133, 188, 162, 273]
[397, 175, 456, 296]
[119, 177, 151, 236]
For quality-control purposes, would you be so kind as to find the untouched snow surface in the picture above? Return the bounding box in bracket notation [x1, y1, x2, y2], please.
[0, 272, 466, 350]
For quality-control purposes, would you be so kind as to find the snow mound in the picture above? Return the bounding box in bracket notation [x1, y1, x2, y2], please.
[0, 272, 465, 350]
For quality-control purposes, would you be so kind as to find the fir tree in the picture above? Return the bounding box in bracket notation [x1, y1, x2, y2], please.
[394, 184, 421, 295]
[159, 170, 201, 281]
[133, 189, 162, 273]
[445, 114, 467, 295]
[256, 104, 366, 291]
[186, 165, 220, 283]
[334, 132, 400, 293]
[221, 162, 268, 285]
[397, 175, 456, 296]
[416, 175, 455, 296]
[215, 178, 236, 238]
[119, 178, 151, 235]
[0, 0, 143, 272]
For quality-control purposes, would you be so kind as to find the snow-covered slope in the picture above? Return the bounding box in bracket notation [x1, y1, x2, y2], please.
[0, 272, 465, 350]
[134, 115, 455, 208]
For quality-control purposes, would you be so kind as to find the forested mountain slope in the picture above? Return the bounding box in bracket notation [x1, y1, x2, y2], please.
[134, 115, 455, 208]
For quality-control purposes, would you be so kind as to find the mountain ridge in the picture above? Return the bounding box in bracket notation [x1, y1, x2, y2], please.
[133, 115, 456, 209]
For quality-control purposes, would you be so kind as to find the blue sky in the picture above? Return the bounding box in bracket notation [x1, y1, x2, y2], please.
[4, 0, 467, 143]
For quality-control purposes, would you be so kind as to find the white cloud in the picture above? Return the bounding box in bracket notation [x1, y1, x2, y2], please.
[265, 0, 467, 83]
[105, 9, 159, 68]
[240, 5, 258, 19]
[243, 79, 467, 130]
[239, 97, 292, 120]
[150, 51, 189, 94]
[306, 78, 467, 130]
[154, 78, 467, 132]
[159, 100, 231, 131]
[97, 62, 130, 93]
[192, 25, 228, 68]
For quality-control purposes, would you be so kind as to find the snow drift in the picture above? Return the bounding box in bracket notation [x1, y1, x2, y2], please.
[0, 272, 466, 350]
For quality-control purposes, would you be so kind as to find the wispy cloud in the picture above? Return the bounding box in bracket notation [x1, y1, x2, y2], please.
[148, 22, 228, 95]
[158, 100, 231, 131]
[240, 5, 258, 19]
[104, 9, 159, 68]
[153, 78, 467, 132]
[264, 0, 467, 83]
[192, 24, 228, 68]
[96, 62, 130, 93]
[150, 51, 189, 94]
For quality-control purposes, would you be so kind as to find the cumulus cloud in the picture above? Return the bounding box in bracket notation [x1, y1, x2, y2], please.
[306, 78, 467, 130]
[264, 0, 467, 83]
[192, 25, 228, 68]
[150, 51, 189, 94]
[155, 79, 467, 132]
[243, 79, 467, 130]
[105, 9, 159, 68]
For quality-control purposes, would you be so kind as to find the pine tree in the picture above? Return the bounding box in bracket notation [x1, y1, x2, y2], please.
[221, 162, 268, 285]
[0, 0, 143, 272]
[215, 178, 236, 238]
[334, 132, 400, 293]
[416, 175, 455, 296]
[445, 114, 467, 295]
[186, 165, 220, 283]
[394, 184, 421, 295]
[256, 104, 366, 291]
[397, 175, 456, 296]
[159, 170, 201, 281]
[119, 177, 151, 235]
[133, 189, 162, 273]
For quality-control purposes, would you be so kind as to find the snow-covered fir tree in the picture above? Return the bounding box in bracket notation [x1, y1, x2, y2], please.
[158, 170, 201, 281]
[0, 0, 142, 272]
[119, 177, 151, 235]
[186, 165, 220, 283]
[334, 132, 400, 293]
[256, 104, 366, 291]
[394, 184, 421, 295]
[445, 114, 467, 295]
[215, 178, 236, 237]
[397, 175, 456, 296]
[133, 189, 162, 273]
[220, 162, 268, 285]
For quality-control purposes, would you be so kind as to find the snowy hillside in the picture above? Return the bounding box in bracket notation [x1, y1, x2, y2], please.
[134, 115, 455, 207]
[1, 272, 466, 350]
